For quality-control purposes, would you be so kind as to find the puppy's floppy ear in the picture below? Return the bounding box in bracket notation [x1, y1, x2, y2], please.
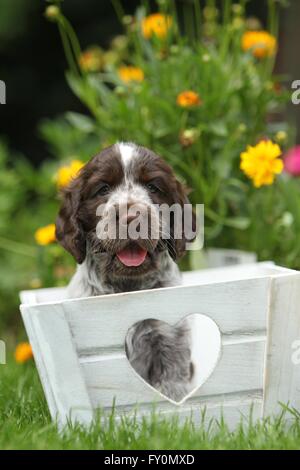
[55, 179, 86, 264]
[169, 179, 197, 261]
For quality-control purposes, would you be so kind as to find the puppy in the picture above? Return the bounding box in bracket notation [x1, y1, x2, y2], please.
[126, 319, 193, 402]
[56, 142, 196, 401]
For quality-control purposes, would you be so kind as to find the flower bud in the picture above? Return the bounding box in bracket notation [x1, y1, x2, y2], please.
[179, 128, 200, 147]
[275, 131, 288, 143]
[232, 4, 244, 16]
[45, 5, 60, 21]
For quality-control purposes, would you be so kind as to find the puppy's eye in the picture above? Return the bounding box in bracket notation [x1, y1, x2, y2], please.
[146, 182, 159, 193]
[96, 183, 111, 196]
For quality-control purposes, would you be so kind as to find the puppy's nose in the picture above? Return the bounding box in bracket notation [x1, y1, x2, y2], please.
[119, 211, 140, 226]
[118, 203, 143, 226]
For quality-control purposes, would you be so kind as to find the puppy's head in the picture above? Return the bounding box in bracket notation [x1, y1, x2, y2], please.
[56, 143, 195, 282]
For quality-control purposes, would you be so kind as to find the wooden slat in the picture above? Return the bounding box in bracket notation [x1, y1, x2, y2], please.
[263, 274, 300, 416]
[100, 390, 263, 431]
[181, 263, 294, 286]
[61, 278, 270, 353]
[20, 304, 94, 427]
[20, 262, 287, 305]
[81, 335, 265, 409]
[20, 287, 68, 305]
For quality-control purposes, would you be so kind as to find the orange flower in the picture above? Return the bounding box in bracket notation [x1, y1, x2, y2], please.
[141, 13, 172, 39]
[118, 66, 144, 83]
[34, 224, 56, 246]
[79, 47, 103, 72]
[15, 342, 33, 363]
[242, 31, 277, 59]
[176, 91, 202, 108]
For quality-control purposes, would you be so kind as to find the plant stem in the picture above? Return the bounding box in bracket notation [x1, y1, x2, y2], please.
[111, 0, 125, 24]
[222, 0, 232, 25]
[0, 237, 36, 257]
[58, 21, 79, 77]
[61, 16, 82, 62]
[193, 0, 202, 41]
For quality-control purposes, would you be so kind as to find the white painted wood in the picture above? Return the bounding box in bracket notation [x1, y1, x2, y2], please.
[81, 334, 265, 408]
[20, 303, 93, 427]
[182, 264, 275, 286]
[263, 274, 300, 416]
[20, 262, 288, 304]
[19, 291, 39, 305]
[20, 303, 58, 419]
[103, 390, 263, 432]
[182, 262, 295, 286]
[18, 262, 300, 428]
[63, 278, 270, 353]
[20, 287, 68, 304]
[205, 248, 257, 268]
[187, 314, 222, 400]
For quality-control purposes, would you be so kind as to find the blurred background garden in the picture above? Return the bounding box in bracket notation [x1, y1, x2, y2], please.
[1, 0, 300, 348]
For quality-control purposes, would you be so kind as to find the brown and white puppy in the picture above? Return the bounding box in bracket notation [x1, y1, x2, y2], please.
[56, 142, 196, 401]
[56, 142, 195, 297]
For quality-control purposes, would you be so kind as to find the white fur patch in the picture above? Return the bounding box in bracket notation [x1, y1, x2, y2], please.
[101, 142, 151, 214]
[118, 142, 135, 170]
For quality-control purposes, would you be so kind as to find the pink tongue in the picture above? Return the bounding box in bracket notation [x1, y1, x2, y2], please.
[117, 246, 148, 267]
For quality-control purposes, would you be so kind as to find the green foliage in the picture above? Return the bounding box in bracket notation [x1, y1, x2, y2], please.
[39, 0, 299, 268]
[0, 142, 74, 331]
[1, 0, 300, 334]
[1, 1, 300, 448]
[0, 0, 37, 48]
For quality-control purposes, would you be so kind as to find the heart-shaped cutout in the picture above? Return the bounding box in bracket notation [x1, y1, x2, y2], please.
[125, 314, 221, 405]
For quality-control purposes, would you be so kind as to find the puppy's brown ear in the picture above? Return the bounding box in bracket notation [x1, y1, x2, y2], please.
[169, 179, 197, 261]
[55, 180, 86, 264]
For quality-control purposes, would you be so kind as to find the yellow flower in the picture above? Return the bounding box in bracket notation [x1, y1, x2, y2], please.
[79, 47, 103, 72]
[34, 224, 56, 246]
[56, 160, 85, 188]
[242, 31, 277, 59]
[176, 90, 202, 108]
[141, 13, 172, 39]
[240, 140, 283, 188]
[15, 342, 33, 363]
[118, 66, 144, 84]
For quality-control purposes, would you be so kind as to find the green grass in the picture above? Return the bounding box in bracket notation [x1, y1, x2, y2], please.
[1, 357, 300, 450]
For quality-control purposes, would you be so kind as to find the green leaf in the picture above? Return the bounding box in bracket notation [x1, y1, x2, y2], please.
[65, 112, 95, 133]
[224, 217, 251, 230]
[208, 121, 228, 137]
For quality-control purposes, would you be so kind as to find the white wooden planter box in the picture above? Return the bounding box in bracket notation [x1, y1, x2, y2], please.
[19, 262, 300, 429]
